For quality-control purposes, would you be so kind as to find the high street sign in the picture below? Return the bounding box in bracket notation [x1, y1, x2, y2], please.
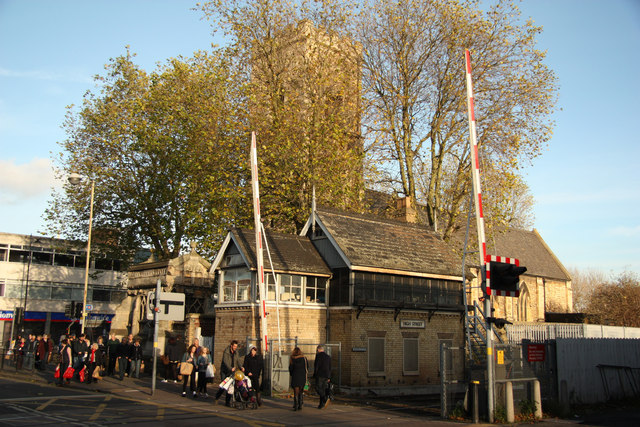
[147, 291, 185, 321]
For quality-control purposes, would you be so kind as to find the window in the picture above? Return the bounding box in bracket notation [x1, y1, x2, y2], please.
[92, 289, 111, 302]
[222, 268, 252, 302]
[28, 285, 51, 300]
[53, 253, 75, 267]
[305, 276, 326, 303]
[368, 337, 385, 375]
[403, 338, 419, 375]
[95, 258, 113, 270]
[266, 273, 277, 301]
[51, 287, 72, 300]
[8, 249, 29, 263]
[0, 281, 4, 297]
[279, 274, 302, 302]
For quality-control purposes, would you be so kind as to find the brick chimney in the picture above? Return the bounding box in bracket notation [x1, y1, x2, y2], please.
[396, 196, 417, 223]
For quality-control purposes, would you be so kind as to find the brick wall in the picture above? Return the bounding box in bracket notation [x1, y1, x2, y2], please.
[330, 308, 464, 388]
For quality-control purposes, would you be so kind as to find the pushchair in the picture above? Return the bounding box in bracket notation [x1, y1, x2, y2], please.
[232, 371, 258, 410]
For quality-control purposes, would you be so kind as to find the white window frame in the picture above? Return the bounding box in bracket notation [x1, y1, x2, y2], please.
[221, 268, 252, 303]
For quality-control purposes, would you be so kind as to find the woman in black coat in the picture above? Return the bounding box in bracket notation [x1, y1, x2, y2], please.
[242, 346, 264, 406]
[288, 347, 308, 411]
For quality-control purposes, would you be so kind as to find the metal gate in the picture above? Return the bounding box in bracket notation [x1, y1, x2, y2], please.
[440, 342, 467, 418]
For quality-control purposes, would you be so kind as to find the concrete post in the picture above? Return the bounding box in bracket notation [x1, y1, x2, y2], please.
[506, 381, 514, 423]
[533, 380, 542, 419]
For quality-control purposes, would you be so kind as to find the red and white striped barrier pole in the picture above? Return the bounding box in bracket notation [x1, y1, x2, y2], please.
[465, 49, 495, 422]
[465, 49, 488, 272]
[251, 132, 268, 354]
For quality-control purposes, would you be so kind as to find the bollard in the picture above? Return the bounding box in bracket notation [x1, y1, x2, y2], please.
[472, 381, 480, 424]
[533, 380, 542, 419]
[506, 381, 514, 423]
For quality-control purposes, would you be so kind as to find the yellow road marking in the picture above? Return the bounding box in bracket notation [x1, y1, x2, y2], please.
[36, 398, 56, 411]
[156, 407, 164, 420]
[89, 399, 109, 421]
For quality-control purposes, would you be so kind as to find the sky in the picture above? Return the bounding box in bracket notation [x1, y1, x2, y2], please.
[0, 0, 639, 276]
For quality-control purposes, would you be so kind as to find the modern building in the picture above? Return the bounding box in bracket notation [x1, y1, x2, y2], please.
[0, 232, 127, 345]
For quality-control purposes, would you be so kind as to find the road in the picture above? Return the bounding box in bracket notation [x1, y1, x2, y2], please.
[2, 368, 639, 426]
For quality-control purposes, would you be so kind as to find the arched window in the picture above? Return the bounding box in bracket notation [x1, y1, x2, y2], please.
[518, 282, 529, 321]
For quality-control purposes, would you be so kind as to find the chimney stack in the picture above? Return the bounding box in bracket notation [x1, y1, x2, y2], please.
[396, 196, 417, 223]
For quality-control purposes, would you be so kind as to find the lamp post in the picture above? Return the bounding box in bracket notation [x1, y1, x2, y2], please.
[68, 173, 94, 335]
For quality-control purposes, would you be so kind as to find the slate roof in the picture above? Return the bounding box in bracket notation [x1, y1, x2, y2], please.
[313, 208, 462, 278]
[487, 228, 571, 282]
[230, 228, 332, 277]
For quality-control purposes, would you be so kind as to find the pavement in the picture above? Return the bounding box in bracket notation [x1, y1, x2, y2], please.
[1, 362, 639, 426]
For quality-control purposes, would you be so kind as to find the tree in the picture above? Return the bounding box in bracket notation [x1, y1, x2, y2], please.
[200, 0, 365, 233]
[585, 271, 640, 327]
[46, 48, 252, 260]
[357, 0, 558, 239]
[567, 267, 608, 313]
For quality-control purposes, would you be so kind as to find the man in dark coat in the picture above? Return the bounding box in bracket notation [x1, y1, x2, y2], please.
[36, 334, 54, 370]
[215, 340, 242, 406]
[313, 345, 332, 409]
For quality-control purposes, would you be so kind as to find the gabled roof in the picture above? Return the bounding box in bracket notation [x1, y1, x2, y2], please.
[212, 228, 332, 277]
[303, 207, 463, 279]
[487, 228, 571, 282]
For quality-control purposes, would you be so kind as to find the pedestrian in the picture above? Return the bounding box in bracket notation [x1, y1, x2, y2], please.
[86, 343, 104, 384]
[14, 337, 26, 369]
[24, 334, 37, 371]
[129, 338, 144, 379]
[215, 340, 243, 406]
[162, 336, 181, 383]
[72, 334, 89, 379]
[197, 347, 212, 397]
[243, 346, 264, 406]
[37, 334, 54, 371]
[125, 334, 134, 375]
[181, 344, 198, 398]
[289, 347, 308, 411]
[96, 336, 107, 372]
[57, 338, 72, 387]
[116, 336, 129, 380]
[313, 345, 332, 409]
[107, 333, 119, 376]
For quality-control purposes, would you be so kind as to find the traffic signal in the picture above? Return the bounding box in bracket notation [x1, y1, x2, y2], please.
[74, 302, 83, 318]
[486, 257, 527, 296]
[64, 303, 73, 318]
[486, 317, 513, 329]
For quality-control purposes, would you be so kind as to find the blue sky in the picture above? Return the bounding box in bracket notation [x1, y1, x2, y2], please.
[1, 0, 638, 275]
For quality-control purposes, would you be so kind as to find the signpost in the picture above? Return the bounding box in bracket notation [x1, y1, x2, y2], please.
[148, 284, 185, 395]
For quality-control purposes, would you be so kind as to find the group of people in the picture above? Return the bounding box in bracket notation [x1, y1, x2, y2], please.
[55, 332, 145, 386]
[289, 345, 332, 411]
[11, 333, 54, 371]
[171, 339, 331, 411]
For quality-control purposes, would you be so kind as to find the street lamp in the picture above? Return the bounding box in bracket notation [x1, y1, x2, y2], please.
[68, 173, 95, 335]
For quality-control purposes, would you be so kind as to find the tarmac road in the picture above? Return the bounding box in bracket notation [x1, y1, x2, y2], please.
[1, 365, 639, 426]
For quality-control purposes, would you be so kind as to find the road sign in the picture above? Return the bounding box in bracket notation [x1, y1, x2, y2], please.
[85, 304, 93, 312]
[146, 291, 185, 321]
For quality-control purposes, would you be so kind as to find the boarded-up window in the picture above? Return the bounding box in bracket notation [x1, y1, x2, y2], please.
[403, 338, 419, 375]
[368, 337, 385, 374]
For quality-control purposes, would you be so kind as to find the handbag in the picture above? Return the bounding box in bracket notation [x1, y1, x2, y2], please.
[161, 354, 170, 365]
[219, 375, 233, 390]
[206, 363, 215, 378]
[79, 366, 87, 382]
[92, 367, 102, 379]
[54, 364, 60, 379]
[63, 367, 75, 379]
[179, 361, 194, 376]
